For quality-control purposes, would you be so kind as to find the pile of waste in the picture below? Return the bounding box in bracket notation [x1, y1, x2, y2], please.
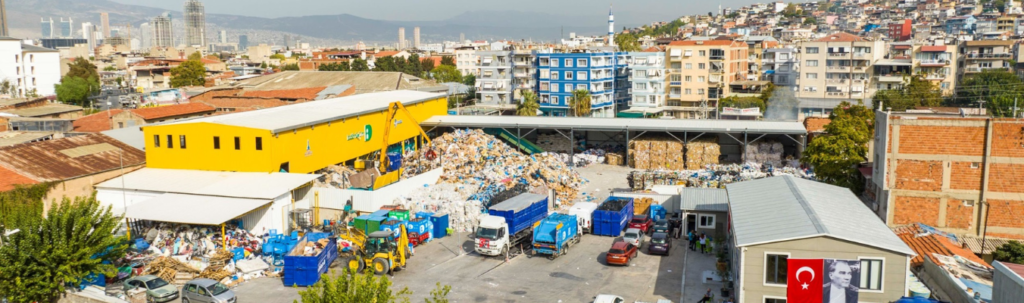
[628, 162, 815, 190]
[541, 148, 611, 167]
[394, 183, 485, 233]
[401, 129, 586, 206]
[535, 133, 572, 152]
[629, 137, 685, 170]
[315, 164, 359, 189]
[139, 223, 263, 258]
[743, 140, 786, 167]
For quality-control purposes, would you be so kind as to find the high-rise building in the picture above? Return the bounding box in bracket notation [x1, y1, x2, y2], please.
[665, 40, 751, 119]
[534, 51, 628, 117]
[459, 33, 465, 42]
[283, 34, 291, 48]
[0, 0, 8, 37]
[100, 12, 110, 38]
[184, 0, 207, 47]
[795, 32, 885, 114]
[152, 13, 173, 47]
[413, 27, 420, 49]
[81, 22, 96, 49]
[139, 22, 151, 49]
[41, 18, 54, 38]
[238, 35, 248, 51]
[398, 27, 405, 50]
[59, 18, 72, 38]
[219, 30, 227, 43]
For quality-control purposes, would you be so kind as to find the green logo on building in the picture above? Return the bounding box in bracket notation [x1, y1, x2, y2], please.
[363, 125, 372, 142]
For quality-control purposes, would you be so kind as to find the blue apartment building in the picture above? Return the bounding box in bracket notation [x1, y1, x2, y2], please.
[535, 51, 628, 117]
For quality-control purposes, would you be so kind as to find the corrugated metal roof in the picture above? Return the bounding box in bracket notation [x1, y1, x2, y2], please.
[422, 115, 807, 135]
[95, 168, 320, 200]
[0, 104, 82, 117]
[126, 193, 271, 225]
[994, 261, 1024, 286]
[0, 133, 145, 183]
[726, 175, 914, 255]
[679, 188, 729, 212]
[165, 90, 445, 134]
[958, 234, 1017, 255]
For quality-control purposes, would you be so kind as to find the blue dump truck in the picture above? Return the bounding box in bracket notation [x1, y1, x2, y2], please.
[474, 193, 548, 257]
[532, 213, 582, 259]
[593, 197, 635, 237]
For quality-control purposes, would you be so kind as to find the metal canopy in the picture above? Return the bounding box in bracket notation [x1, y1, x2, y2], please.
[421, 115, 807, 135]
[126, 193, 271, 225]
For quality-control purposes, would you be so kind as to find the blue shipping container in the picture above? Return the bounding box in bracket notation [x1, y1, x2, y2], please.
[592, 197, 634, 237]
[283, 235, 338, 287]
[488, 193, 548, 236]
[431, 213, 449, 238]
[370, 209, 391, 218]
[650, 204, 667, 221]
[415, 212, 434, 220]
[386, 152, 402, 172]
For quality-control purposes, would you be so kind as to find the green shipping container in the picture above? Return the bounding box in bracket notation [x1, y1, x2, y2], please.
[366, 215, 387, 234]
[389, 210, 410, 221]
[353, 215, 372, 234]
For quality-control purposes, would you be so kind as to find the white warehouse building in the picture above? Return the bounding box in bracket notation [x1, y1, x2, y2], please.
[0, 37, 61, 97]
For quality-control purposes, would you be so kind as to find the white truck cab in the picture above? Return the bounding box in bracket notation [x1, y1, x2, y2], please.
[568, 202, 598, 234]
[474, 215, 509, 256]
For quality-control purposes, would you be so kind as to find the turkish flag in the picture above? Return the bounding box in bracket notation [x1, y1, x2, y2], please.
[787, 259, 824, 303]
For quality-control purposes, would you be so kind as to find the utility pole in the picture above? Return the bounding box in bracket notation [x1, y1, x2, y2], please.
[1014, 97, 1019, 118]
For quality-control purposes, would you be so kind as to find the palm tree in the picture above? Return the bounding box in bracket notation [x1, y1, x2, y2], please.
[569, 89, 592, 117]
[516, 91, 540, 116]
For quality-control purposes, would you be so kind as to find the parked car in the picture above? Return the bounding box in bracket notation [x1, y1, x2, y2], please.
[605, 241, 638, 266]
[628, 214, 653, 234]
[124, 275, 178, 303]
[181, 278, 236, 303]
[594, 294, 626, 303]
[623, 228, 644, 248]
[648, 232, 672, 256]
[652, 219, 670, 234]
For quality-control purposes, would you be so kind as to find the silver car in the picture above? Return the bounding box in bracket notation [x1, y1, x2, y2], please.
[181, 278, 236, 303]
[623, 228, 644, 248]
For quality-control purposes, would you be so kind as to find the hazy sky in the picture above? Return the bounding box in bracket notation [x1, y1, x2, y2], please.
[113, 0, 749, 20]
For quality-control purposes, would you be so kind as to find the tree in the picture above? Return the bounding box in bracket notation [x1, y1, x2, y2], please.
[260, 62, 268, 69]
[24, 89, 39, 99]
[66, 58, 99, 81]
[103, 65, 117, 71]
[188, 51, 203, 61]
[115, 77, 123, 87]
[406, 54, 422, 77]
[462, 74, 476, 86]
[169, 59, 206, 87]
[803, 16, 817, 25]
[270, 53, 287, 61]
[430, 65, 463, 83]
[0, 195, 128, 303]
[516, 90, 540, 116]
[872, 75, 943, 111]
[783, 3, 801, 17]
[420, 57, 435, 76]
[319, 61, 351, 71]
[54, 76, 95, 106]
[993, 241, 1024, 264]
[425, 282, 451, 303]
[569, 89, 592, 117]
[802, 101, 875, 193]
[295, 269, 412, 303]
[957, 69, 1024, 117]
[351, 58, 370, 71]
[440, 55, 456, 67]
[719, 96, 766, 112]
[614, 33, 642, 52]
[0, 79, 13, 96]
[281, 63, 300, 71]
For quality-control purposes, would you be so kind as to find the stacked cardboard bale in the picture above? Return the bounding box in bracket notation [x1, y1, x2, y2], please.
[535, 134, 572, 152]
[685, 138, 721, 169]
[628, 137, 684, 170]
[743, 140, 784, 166]
[605, 153, 624, 166]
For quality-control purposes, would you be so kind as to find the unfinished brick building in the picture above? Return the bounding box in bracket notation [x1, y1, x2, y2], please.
[871, 111, 1024, 239]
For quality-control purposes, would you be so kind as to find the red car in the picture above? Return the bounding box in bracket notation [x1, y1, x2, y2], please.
[628, 215, 653, 234]
[606, 241, 639, 266]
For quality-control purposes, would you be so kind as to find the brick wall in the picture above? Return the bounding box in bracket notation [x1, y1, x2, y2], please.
[894, 196, 940, 225]
[988, 163, 1024, 193]
[991, 122, 1024, 158]
[897, 125, 985, 156]
[988, 199, 1024, 228]
[894, 160, 943, 191]
[950, 161, 983, 190]
[945, 199, 974, 230]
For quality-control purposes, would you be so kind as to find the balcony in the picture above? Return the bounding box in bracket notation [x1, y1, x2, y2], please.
[826, 79, 848, 84]
[827, 66, 851, 72]
[853, 52, 871, 58]
[669, 93, 682, 99]
[875, 75, 904, 82]
[964, 53, 1013, 60]
[670, 81, 682, 86]
[924, 73, 946, 80]
[828, 52, 851, 58]
[761, 58, 775, 64]
[964, 66, 1010, 73]
[710, 55, 725, 60]
[709, 76, 721, 83]
[826, 91, 848, 97]
[918, 59, 950, 66]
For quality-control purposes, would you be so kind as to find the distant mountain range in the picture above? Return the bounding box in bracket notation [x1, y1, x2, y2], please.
[6, 0, 676, 43]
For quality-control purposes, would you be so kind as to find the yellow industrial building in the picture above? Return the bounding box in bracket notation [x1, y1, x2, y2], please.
[143, 90, 448, 174]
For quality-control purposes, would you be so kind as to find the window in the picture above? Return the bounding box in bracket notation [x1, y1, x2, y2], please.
[539, 58, 550, 66]
[971, 162, 980, 168]
[565, 59, 572, 67]
[213, 136, 220, 149]
[635, 83, 647, 89]
[153, 135, 160, 147]
[578, 71, 587, 80]
[685, 63, 693, 69]
[859, 258, 884, 291]
[552, 72, 559, 80]
[552, 85, 559, 93]
[699, 50, 706, 56]
[765, 298, 787, 303]
[699, 214, 715, 228]
[540, 82, 549, 91]
[565, 71, 573, 80]
[13, 54, 17, 63]
[15, 67, 18, 75]
[551, 59, 558, 67]
[29, 55, 33, 63]
[806, 60, 818, 67]
[166, 135, 173, 148]
[565, 84, 573, 92]
[684, 50, 693, 57]
[670, 74, 681, 82]
[234, 137, 241, 150]
[552, 96, 559, 104]
[577, 59, 587, 67]
[806, 47, 819, 54]
[698, 63, 706, 69]
[685, 76, 693, 82]
[179, 135, 186, 149]
[697, 88, 705, 95]
[685, 88, 692, 95]
[117, 122, 123, 128]
[540, 69, 550, 79]
[698, 76, 706, 82]
[765, 254, 789, 285]
[577, 84, 587, 91]
[31, 66, 35, 75]
[806, 73, 818, 79]
[256, 137, 263, 150]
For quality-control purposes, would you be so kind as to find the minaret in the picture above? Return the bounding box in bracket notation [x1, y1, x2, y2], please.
[608, 5, 615, 46]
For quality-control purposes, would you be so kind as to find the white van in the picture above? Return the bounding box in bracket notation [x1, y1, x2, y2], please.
[568, 202, 598, 234]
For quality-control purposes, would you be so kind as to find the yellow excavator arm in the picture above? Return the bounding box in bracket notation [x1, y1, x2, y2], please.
[377, 101, 433, 175]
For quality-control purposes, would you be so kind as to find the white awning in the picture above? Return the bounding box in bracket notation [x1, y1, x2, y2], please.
[670, 49, 682, 57]
[126, 193, 272, 225]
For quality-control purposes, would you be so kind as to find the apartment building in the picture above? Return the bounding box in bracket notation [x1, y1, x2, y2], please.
[796, 33, 885, 115]
[957, 40, 1014, 78]
[762, 47, 799, 87]
[0, 38, 60, 97]
[535, 51, 625, 117]
[454, 47, 478, 76]
[512, 49, 536, 101]
[475, 50, 513, 107]
[622, 52, 666, 115]
[913, 44, 957, 95]
[872, 111, 1024, 239]
[665, 40, 749, 119]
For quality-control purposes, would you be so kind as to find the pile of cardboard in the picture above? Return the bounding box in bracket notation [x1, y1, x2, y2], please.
[743, 141, 785, 167]
[685, 138, 721, 170]
[535, 134, 572, 152]
[628, 137, 684, 170]
[605, 153, 624, 166]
